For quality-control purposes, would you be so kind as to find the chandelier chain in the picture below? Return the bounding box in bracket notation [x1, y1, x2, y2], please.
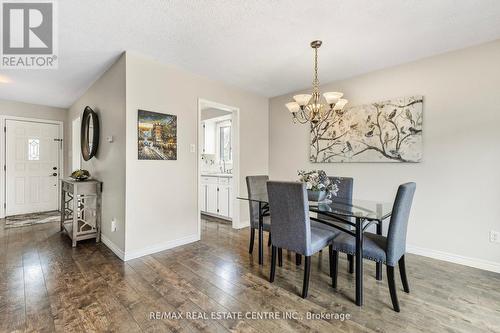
[313, 47, 319, 95]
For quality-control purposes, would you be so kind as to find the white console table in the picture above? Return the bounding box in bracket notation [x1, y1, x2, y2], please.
[60, 179, 102, 247]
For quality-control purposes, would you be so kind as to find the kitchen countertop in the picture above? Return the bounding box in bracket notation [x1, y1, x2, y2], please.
[201, 173, 233, 178]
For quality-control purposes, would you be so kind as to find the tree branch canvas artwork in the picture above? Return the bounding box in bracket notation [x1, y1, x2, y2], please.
[310, 96, 423, 163]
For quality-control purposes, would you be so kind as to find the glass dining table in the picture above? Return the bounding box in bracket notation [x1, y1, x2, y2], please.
[237, 192, 393, 307]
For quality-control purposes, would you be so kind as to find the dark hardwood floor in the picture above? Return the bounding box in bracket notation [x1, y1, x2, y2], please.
[1, 217, 499, 332]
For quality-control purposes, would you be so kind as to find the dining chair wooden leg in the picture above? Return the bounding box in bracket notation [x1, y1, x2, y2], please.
[270, 246, 277, 283]
[387, 265, 400, 312]
[329, 245, 338, 288]
[278, 248, 283, 267]
[347, 254, 354, 273]
[398, 255, 410, 293]
[302, 256, 311, 298]
[296, 253, 302, 266]
[249, 228, 255, 254]
[268, 233, 272, 247]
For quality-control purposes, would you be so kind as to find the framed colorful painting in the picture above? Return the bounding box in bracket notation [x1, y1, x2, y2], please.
[137, 110, 177, 160]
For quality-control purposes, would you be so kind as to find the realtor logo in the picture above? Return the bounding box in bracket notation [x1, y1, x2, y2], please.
[1, 0, 57, 69]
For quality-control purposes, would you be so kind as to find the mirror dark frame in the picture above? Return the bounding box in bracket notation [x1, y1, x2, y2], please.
[81, 106, 100, 161]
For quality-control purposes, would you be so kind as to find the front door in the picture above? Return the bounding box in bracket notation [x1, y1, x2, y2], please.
[5, 120, 61, 216]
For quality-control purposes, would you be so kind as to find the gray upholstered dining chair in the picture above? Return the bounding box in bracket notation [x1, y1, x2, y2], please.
[330, 182, 416, 312]
[246, 176, 271, 253]
[267, 181, 339, 298]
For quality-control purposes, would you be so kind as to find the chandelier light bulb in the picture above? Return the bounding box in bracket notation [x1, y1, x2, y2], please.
[293, 94, 312, 107]
[323, 92, 343, 105]
[333, 99, 348, 110]
[285, 102, 300, 113]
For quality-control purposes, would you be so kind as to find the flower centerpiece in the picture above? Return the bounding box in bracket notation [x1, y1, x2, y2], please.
[70, 169, 90, 181]
[298, 170, 339, 202]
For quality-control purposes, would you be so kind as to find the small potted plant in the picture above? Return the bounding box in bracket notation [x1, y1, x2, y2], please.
[298, 170, 338, 202]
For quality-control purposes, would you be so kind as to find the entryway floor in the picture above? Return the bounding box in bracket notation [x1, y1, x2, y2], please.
[4, 210, 60, 229]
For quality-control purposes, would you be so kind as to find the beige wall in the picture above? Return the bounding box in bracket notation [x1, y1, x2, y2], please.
[0, 99, 67, 120]
[125, 52, 268, 258]
[269, 40, 500, 271]
[67, 54, 127, 253]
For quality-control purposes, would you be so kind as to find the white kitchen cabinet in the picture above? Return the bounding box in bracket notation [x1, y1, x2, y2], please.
[201, 120, 216, 154]
[201, 184, 207, 212]
[218, 185, 231, 217]
[206, 183, 218, 214]
[200, 176, 232, 220]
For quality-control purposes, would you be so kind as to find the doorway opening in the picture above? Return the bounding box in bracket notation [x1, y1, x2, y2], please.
[2, 117, 63, 219]
[197, 99, 240, 235]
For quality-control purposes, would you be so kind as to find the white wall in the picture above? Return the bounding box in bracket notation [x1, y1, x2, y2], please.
[124, 52, 269, 259]
[269, 40, 500, 272]
[67, 54, 127, 254]
[0, 99, 67, 218]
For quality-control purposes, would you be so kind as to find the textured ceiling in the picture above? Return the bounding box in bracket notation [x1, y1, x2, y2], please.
[1, 0, 500, 108]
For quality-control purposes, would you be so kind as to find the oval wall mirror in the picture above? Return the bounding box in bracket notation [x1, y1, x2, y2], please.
[81, 106, 100, 161]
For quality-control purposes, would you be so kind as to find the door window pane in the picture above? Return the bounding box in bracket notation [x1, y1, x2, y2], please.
[28, 139, 40, 161]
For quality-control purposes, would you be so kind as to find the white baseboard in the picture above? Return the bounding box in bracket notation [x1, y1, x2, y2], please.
[102, 232, 500, 274]
[123, 234, 200, 261]
[101, 234, 125, 261]
[407, 244, 500, 274]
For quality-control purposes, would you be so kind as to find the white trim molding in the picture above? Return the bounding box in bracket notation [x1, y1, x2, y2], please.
[101, 234, 125, 261]
[123, 234, 200, 261]
[407, 244, 500, 274]
[197, 98, 241, 235]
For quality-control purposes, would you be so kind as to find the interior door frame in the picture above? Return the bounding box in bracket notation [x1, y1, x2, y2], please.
[197, 99, 241, 238]
[0, 116, 64, 218]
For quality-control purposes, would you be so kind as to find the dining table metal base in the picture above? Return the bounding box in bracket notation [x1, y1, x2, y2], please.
[258, 202, 264, 265]
[355, 217, 364, 306]
[237, 193, 392, 308]
[376, 223, 383, 280]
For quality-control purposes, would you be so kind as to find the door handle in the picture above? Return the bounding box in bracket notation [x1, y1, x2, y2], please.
[52, 173, 58, 177]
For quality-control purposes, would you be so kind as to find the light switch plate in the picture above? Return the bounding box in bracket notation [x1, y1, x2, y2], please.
[490, 230, 500, 243]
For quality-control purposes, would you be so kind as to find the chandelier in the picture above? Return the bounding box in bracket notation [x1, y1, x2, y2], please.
[285, 40, 348, 124]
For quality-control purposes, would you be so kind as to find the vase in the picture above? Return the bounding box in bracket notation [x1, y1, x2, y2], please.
[307, 190, 327, 202]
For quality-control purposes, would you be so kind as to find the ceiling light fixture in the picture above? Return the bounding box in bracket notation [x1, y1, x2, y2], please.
[285, 40, 348, 124]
